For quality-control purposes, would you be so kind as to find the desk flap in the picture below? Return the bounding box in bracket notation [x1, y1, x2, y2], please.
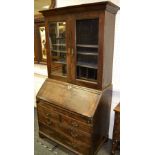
[36, 79, 102, 118]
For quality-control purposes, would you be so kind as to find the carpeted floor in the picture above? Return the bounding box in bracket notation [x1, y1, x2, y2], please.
[34, 108, 120, 155]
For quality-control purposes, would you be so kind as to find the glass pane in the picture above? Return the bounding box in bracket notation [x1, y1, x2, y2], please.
[39, 27, 47, 60]
[49, 22, 67, 77]
[76, 19, 99, 82]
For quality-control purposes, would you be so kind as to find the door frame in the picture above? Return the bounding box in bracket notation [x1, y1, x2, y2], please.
[70, 12, 104, 89]
[45, 15, 71, 83]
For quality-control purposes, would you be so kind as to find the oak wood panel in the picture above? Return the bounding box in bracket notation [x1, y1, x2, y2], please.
[92, 85, 112, 152]
[38, 114, 92, 146]
[102, 11, 116, 89]
[37, 78, 101, 118]
[37, 102, 93, 133]
[36, 79, 113, 155]
[39, 1, 119, 16]
[39, 123, 92, 155]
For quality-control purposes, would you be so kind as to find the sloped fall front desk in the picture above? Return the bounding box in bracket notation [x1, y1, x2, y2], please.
[36, 78, 112, 155]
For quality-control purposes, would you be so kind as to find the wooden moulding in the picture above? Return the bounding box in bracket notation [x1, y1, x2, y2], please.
[39, 1, 120, 16]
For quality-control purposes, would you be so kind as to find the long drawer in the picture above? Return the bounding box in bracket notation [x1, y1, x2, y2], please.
[37, 101, 93, 133]
[39, 123, 91, 155]
[37, 100, 93, 124]
[37, 101, 93, 153]
[38, 113, 92, 145]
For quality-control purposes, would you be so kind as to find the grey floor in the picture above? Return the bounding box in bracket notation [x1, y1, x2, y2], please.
[34, 108, 120, 155]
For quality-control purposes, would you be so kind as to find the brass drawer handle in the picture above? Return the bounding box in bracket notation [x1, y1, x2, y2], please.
[47, 121, 52, 125]
[46, 113, 51, 117]
[46, 118, 52, 125]
[47, 122, 52, 126]
[71, 121, 79, 127]
[71, 141, 77, 148]
[70, 131, 78, 138]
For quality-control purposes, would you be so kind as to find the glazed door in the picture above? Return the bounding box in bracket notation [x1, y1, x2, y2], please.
[48, 19, 70, 82]
[76, 19, 99, 81]
[71, 15, 101, 89]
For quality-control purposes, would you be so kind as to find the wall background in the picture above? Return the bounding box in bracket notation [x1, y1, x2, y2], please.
[34, 0, 120, 139]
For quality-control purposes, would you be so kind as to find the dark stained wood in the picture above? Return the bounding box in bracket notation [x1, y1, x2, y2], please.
[39, 1, 119, 16]
[37, 78, 101, 118]
[45, 15, 70, 82]
[37, 79, 113, 155]
[39, 1, 119, 90]
[70, 15, 76, 84]
[111, 103, 120, 155]
[97, 12, 105, 90]
[34, 24, 39, 63]
[102, 10, 116, 89]
[44, 19, 51, 77]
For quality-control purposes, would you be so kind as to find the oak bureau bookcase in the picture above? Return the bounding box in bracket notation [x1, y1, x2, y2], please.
[36, 1, 119, 155]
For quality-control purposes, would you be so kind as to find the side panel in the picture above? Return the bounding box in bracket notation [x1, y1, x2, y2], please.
[92, 85, 112, 153]
[102, 11, 116, 89]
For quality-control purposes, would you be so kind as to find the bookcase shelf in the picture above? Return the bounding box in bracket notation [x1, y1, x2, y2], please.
[53, 60, 66, 64]
[76, 44, 98, 48]
[52, 50, 66, 53]
[77, 52, 98, 56]
[52, 44, 66, 46]
[77, 61, 97, 69]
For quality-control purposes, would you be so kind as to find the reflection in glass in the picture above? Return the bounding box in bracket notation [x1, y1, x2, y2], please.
[49, 22, 67, 76]
[39, 27, 47, 59]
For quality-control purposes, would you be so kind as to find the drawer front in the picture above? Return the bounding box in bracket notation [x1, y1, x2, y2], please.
[37, 101, 92, 146]
[37, 101, 93, 133]
[39, 123, 91, 155]
[37, 100, 93, 124]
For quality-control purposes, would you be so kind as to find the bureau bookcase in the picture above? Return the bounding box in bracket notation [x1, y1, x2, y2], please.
[36, 1, 119, 155]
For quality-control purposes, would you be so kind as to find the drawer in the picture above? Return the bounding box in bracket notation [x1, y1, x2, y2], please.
[39, 123, 91, 155]
[37, 100, 93, 124]
[37, 107, 92, 145]
[37, 101, 93, 133]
